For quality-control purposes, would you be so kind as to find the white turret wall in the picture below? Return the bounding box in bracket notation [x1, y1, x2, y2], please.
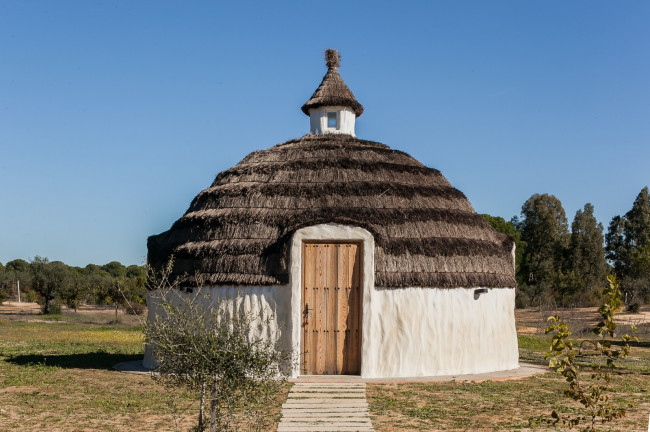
[309, 107, 356, 136]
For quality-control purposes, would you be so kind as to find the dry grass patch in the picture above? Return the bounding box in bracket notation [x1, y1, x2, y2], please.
[368, 306, 650, 431]
[0, 306, 288, 432]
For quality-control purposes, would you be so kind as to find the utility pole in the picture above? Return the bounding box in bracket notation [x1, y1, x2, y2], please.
[17, 280, 21, 303]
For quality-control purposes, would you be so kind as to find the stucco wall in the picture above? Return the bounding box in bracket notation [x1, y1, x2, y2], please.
[308, 106, 356, 136]
[364, 287, 519, 377]
[145, 223, 519, 378]
[143, 285, 292, 369]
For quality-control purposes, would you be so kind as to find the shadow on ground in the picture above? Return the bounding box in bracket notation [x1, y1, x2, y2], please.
[608, 339, 650, 348]
[5, 352, 143, 370]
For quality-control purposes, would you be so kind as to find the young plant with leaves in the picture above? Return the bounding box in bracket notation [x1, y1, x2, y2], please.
[544, 275, 638, 431]
[144, 259, 292, 432]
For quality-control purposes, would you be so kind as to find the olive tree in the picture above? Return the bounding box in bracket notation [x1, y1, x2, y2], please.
[30, 257, 70, 314]
[144, 262, 291, 432]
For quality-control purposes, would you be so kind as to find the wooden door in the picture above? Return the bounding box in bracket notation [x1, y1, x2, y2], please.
[301, 242, 362, 375]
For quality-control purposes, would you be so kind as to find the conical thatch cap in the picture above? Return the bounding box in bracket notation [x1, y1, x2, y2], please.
[148, 134, 516, 289]
[301, 49, 364, 117]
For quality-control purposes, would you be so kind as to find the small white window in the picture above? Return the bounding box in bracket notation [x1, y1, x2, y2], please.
[327, 112, 338, 129]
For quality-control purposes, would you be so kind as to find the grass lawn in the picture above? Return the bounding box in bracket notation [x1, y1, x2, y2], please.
[1, 302, 648, 431]
[0, 303, 287, 432]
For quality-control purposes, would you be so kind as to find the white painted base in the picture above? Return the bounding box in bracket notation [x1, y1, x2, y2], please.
[364, 287, 519, 377]
[145, 223, 519, 378]
[144, 285, 519, 377]
[143, 285, 292, 370]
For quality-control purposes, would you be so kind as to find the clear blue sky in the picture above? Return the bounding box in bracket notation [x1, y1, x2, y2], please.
[1, 1, 648, 267]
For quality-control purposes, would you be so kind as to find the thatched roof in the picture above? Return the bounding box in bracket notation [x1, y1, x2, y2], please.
[148, 134, 516, 289]
[301, 49, 364, 117]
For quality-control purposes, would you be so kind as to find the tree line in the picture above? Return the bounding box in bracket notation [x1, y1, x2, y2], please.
[0, 257, 146, 315]
[482, 186, 650, 308]
[1, 187, 648, 312]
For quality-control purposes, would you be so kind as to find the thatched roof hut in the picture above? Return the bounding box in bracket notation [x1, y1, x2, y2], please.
[148, 133, 516, 289]
[148, 49, 515, 291]
[145, 49, 519, 378]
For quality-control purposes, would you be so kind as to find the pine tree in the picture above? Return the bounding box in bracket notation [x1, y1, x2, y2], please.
[605, 215, 628, 277]
[624, 186, 650, 249]
[605, 187, 650, 304]
[518, 193, 570, 303]
[565, 203, 607, 304]
[606, 187, 650, 277]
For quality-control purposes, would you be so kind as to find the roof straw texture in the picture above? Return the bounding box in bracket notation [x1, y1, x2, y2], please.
[148, 134, 516, 289]
[301, 49, 364, 117]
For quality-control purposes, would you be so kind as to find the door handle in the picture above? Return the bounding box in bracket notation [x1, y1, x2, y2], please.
[304, 303, 314, 325]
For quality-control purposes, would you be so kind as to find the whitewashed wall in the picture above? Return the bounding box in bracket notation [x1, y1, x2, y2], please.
[363, 287, 519, 377]
[143, 285, 292, 369]
[145, 223, 519, 378]
[308, 106, 356, 136]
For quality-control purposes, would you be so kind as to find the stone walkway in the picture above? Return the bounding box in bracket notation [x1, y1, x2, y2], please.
[277, 381, 374, 431]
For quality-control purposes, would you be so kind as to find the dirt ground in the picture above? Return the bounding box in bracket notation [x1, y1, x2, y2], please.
[515, 304, 650, 336]
[0, 301, 145, 326]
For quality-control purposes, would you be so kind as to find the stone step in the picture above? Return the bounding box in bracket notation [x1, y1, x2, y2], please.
[282, 414, 370, 419]
[282, 408, 369, 415]
[278, 380, 374, 431]
[290, 388, 365, 392]
[283, 401, 368, 408]
[282, 416, 370, 422]
[277, 426, 374, 432]
[292, 382, 366, 386]
[288, 392, 365, 398]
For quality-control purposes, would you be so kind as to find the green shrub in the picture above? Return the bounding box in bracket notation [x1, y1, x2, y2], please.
[515, 287, 530, 308]
[124, 301, 146, 316]
[25, 290, 37, 303]
[41, 300, 62, 315]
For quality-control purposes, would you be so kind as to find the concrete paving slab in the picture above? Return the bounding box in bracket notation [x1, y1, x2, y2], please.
[279, 381, 374, 431]
[277, 427, 374, 432]
[282, 408, 370, 414]
[289, 363, 548, 384]
[288, 392, 368, 398]
[282, 413, 370, 418]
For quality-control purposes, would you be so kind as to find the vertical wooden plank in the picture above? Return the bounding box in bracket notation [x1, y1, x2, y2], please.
[356, 243, 362, 374]
[319, 244, 327, 375]
[301, 243, 308, 374]
[350, 243, 361, 374]
[312, 244, 320, 374]
[304, 243, 313, 374]
[302, 243, 310, 374]
[317, 244, 327, 375]
[343, 244, 350, 375]
[348, 244, 355, 374]
[337, 244, 348, 374]
[326, 244, 337, 374]
[309, 243, 321, 375]
[312, 244, 323, 374]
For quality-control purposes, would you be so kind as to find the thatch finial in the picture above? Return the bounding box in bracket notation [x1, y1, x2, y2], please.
[325, 49, 340, 68]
